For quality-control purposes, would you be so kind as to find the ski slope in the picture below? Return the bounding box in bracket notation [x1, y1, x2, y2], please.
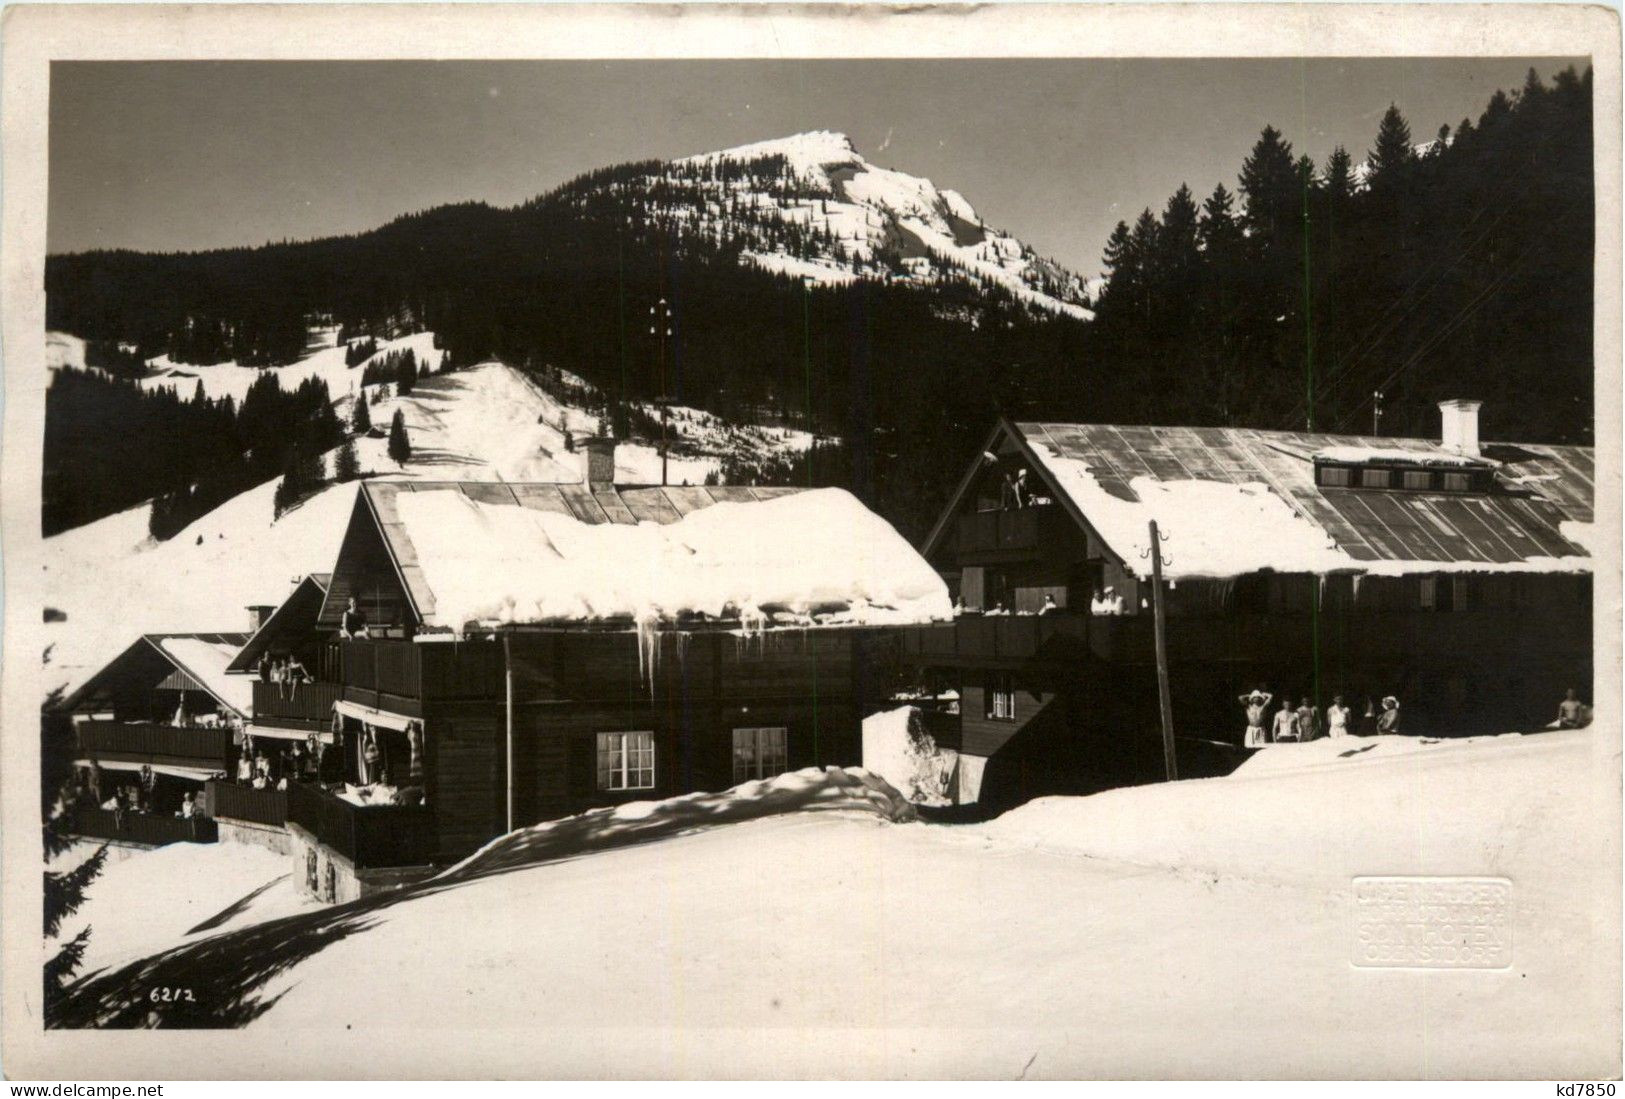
[47, 729, 1619, 1077]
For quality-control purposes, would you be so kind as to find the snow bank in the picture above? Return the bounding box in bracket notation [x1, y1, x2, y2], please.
[394, 486, 952, 630]
[982, 727, 1602, 894]
[861, 705, 955, 805]
[441, 765, 916, 883]
[50, 842, 297, 978]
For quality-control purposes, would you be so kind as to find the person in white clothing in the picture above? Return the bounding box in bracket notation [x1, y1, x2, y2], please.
[1325, 694, 1351, 738]
[1239, 689, 1273, 748]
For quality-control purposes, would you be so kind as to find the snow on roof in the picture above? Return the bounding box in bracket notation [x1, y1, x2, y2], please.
[152, 635, 253, 715]
[1312, 445, 1491, 468]
[1028, 449, 1356, 580]
[1012, 422, 1593, 579]
[392, 486, 952, 631]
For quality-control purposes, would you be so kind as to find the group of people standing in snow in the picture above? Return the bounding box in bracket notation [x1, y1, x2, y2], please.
[1239, 689, 1399, 748]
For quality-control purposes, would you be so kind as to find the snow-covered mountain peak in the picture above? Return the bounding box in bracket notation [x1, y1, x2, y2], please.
[680, 130, 862, 179]
[670, 131, 1091, 318]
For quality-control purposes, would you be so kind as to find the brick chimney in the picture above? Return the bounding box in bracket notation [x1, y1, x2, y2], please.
[583, 436, 616, 488]
[1438, 399, 1483, 458]
[246, 604, 276, 632]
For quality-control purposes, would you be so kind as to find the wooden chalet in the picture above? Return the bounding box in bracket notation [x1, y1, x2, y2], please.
[265, 442, 946, 902]
[55, 632, 251, 847]
[902, 401, 1596, 810]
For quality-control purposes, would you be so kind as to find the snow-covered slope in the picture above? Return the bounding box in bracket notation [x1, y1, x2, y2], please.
[674, 131, 1091, 318]
[43, 329, 826, 698]
[48, 731, 1617, 1076]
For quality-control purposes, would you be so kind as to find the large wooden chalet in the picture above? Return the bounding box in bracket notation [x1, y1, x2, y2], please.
[902, 400, 1596, 810]
[140, 439, 946, 902]
[56, 632, 251, 847]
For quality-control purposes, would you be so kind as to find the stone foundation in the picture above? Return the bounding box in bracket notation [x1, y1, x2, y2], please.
[286, 822, 435, 905]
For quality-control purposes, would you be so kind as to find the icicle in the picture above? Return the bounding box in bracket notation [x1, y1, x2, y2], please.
[635, 613, 662, 697]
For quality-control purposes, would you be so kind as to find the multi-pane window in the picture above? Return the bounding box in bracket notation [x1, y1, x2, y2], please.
[732, 727, 788, 783]
[1360, 468, 1393, 489]
[1402, 470, 1433, 490]
[985, 673, 1017, 722]
[1317, 466, 1352, 487]
[1442, 472, 1471, 492]
[597, 731, 655, 791]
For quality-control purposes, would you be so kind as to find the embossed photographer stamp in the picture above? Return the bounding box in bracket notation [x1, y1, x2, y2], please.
[1353, 876, 1513, 969]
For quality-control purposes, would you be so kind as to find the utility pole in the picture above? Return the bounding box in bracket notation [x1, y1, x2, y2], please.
[1146, 521, 1178, 782]
[503, 632, 514, 834]
[650, 297, 673, 485]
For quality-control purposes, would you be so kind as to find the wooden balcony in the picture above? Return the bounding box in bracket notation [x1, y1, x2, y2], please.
[67, 807, 218, 847]
[73, 721, 236, 770]
[204, 778, 288, 828]
[251, 679, 342, 730]
[902, 614, 1091, 668]
[905, 608, 1587, 671]
[323, 640, 504, 716]
[286, 780, 437, 870]
[953, 505, 1071, 560]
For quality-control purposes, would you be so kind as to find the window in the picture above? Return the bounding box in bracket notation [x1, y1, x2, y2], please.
[1402, 470, 1433, 490]
[1419, 576, 1437, 610]
[985, 673, 1017, 722]
[596, 731, 655, 791]
[1360, 468, 1393, 489]
[1418, 576, 1460, 611]
[1317, 466, 1352, 487]
[732, 727, 788, 783]
[1442, 472, 1471, 492]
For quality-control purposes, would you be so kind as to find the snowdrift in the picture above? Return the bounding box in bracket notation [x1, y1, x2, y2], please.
[441, 765, 917, 883]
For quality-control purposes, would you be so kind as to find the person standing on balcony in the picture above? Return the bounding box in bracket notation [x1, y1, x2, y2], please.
[1296, 696, 1322, 741]
[257, 651, 273, 683]
[1326, 694, 1352, 738]
[1377, 696, 1401, 735]
[1240, 689, 1273, 748]
[1272, 697, 1300, 743]
[341, 596, 369, 641]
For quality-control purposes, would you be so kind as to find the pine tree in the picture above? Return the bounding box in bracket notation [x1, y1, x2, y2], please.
[387, 409, 411, 465]
[351, 393, 372, 435]
[1323, 146, 1356, 205]
[396, 350, 417, 396]
[1238, 125, 1299, 241]
[42, 728, 106, 1019]
[1366, 103, 1415, 190]
[334, 438, 361, 482]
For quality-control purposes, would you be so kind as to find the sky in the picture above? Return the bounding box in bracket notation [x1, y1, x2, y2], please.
[48, 57, 1583, 277]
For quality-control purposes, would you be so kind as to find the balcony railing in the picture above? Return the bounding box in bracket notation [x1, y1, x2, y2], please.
[954, 505, 1068, 558]
[905, 608, 1575, 669]
[251, 680, 343, 727]
[204, 778, 288, 827]
[286, 780, 437, 870]
[902, 614, 1090, 666]
[67, 807, 218, 847]
[73, 722, 236, 768]
[324, 639, 504, 706]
